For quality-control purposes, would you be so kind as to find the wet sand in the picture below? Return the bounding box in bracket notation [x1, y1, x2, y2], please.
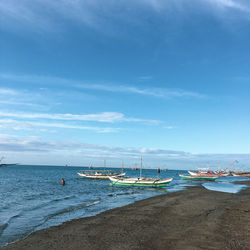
[2, 182, 250, 250]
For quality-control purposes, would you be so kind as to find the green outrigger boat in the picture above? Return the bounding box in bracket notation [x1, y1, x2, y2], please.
[179, 174, 217, 181]
[108, 176, 173, 188]
[109, 157, 173, 188]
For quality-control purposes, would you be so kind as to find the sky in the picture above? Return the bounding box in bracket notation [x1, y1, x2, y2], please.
[0, 0, 250, 169]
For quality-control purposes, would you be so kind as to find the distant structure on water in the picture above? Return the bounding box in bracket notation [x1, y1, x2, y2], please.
[0, 156, 18, 167]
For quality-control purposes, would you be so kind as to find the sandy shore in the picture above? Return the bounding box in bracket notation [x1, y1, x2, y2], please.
[2, 182, 250, 250]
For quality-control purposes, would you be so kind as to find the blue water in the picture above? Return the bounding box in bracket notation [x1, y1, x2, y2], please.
[0, 165, 248, 247]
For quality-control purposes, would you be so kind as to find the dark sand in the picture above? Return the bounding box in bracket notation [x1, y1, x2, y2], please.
[2, 182, 250, 250]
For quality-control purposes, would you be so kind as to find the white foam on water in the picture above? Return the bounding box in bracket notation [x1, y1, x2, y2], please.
[202, 182, 247, 193]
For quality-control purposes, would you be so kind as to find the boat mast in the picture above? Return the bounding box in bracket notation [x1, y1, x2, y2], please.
[140, 156, 142, 179]
[224, 160, 238, 172]
[0, 156, 4, 164]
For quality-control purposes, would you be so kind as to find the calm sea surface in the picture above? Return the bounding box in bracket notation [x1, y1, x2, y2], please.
[0, 165, 248, 247]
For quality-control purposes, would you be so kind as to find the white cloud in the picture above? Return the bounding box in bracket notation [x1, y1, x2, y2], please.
[0, 111, 161, 127]
[1, 0, 249, 34]
[0, 88, 18, 95]
[0, 119, 120, 133]
[139, 0, 250, 13]
[0, 119, 33, 131]
[0, 85, 54, 110]
[1, 133, 249, 169]
[0, 111, 159, 125]
[163, 126, 174, 129]
[0, 73, 206, 100]
[81, 84, 205, 99]
[0, 100, 45, 108]
[0, 133, 189, 158]
[0, 134, 50, 152]
[30, 121, 120, 133]
[207, 0, 247, 11]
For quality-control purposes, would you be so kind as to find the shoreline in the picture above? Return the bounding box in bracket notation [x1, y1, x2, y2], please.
[2, 181, 250, 250]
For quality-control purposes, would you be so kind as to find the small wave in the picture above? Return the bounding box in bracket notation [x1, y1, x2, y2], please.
[108, 191, 136, 197]
[0, 212, 22, 236]
[42, 198, 102, 224]
[0, 223, 8, 236]
[22, 195, 76, 213]
[52, 195, 76, 202]
[203, 183, 247, 193]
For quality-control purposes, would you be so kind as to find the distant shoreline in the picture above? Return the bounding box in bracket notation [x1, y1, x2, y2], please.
[2, 181, 250, 250]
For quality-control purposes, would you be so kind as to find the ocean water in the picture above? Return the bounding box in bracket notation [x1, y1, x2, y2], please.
[0, 165, 248, 247]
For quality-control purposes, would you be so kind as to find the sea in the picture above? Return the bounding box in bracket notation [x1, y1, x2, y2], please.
[0, 165, 249, 247]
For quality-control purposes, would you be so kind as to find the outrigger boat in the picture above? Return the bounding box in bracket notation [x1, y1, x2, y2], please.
[108, 157, 173, 188]
[179, 174, 218, 181]
[231, 172, 250, 177]
[213, 171, 229, 177]
[77, 170, 126, 180]
[108, 176, 173, 188]
[188, 171, 229, 177]
[188, 160, 239, 177]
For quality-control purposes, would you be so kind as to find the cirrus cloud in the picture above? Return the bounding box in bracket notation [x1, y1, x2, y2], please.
[0, 111, 160, 124]
[0, 73, 207, 100]
[0, 0, 249, 34]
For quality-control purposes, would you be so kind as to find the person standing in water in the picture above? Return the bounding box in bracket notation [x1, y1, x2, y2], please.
[61, 178, 65, 186]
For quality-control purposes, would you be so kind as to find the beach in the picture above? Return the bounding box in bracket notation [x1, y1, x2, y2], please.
[2, 181, 250, 250]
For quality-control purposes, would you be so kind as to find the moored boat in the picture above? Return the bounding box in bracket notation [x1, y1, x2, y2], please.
[213, 171, 229, 177]
[179, 174, 218, 181]
[188, 170, 210, 176]
[231, 172, 250, 177]
[77, 170, 126, 179]
[108, 176, 173, 188]
[188, 170, 228, 177]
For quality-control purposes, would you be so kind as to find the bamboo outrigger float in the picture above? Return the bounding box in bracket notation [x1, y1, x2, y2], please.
[179, 174, 218, 181]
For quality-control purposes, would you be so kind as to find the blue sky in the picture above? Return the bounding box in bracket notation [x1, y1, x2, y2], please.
[0, 0, 250, 169]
